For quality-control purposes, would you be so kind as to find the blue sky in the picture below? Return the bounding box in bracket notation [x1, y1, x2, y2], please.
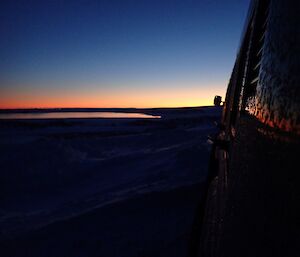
[0, 0, 250, 108]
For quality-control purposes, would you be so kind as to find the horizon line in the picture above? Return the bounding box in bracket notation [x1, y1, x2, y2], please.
[0, 105, 215, 111]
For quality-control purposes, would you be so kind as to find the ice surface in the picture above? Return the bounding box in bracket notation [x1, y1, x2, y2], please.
[0, 106, 221, 257]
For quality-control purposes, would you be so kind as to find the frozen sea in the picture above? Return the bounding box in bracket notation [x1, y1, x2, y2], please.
[0, 106, 221, 257]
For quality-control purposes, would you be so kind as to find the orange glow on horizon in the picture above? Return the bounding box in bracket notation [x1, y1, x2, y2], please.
[0, 86, 225, 109]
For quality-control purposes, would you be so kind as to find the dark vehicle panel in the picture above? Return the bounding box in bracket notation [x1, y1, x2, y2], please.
[195, 1, 300, 256]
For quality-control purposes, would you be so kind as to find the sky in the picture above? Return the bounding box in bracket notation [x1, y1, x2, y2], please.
[0, 0, 250, 109]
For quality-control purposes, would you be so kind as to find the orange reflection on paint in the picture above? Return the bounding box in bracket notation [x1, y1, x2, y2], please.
[248, 104, 300, 135]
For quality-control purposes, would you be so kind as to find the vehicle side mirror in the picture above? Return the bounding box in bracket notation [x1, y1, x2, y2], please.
[214, 95, 222, 106]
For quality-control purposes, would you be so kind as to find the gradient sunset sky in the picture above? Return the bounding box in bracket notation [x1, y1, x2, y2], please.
[0, 0, 250, 109]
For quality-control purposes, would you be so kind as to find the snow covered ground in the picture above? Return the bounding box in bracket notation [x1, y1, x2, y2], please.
[0, 106, 221, 257]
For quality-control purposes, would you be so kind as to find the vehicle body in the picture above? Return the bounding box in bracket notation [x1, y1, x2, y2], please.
[192, 0, 300, 256]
